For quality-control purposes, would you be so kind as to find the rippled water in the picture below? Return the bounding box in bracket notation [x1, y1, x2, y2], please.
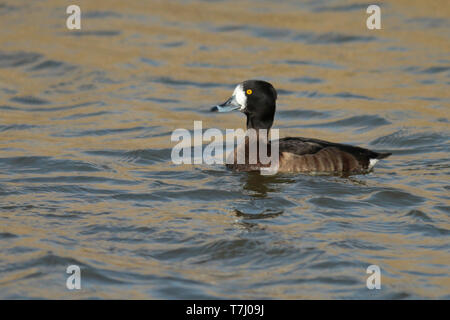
[0, 0, 449, 299]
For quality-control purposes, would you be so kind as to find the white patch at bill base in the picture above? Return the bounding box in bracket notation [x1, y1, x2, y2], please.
[233, 84, 247, 111]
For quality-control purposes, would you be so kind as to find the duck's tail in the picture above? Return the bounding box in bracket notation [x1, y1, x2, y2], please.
[367, 152, 391, 170]
[375, 152, 392, 160]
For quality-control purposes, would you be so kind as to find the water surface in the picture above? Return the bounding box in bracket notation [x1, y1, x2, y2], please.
[0, 0, 449, 299]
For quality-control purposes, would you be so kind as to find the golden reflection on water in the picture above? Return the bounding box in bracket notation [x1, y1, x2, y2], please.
[0, 0, 449, 299]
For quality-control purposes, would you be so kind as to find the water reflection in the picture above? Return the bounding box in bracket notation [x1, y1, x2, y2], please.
[241, 172, 295, 198]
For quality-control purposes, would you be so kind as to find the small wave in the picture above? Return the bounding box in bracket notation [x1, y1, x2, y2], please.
[0, 51, 42, 68]
[23, 101, 102, 113]
[27, 60, 77, 76]
[215, 24, 377, 44]
[303, 115, 390, 132]
[161, 41, 185, 48]
[0, 232, 18, 239]
[367, 189, 425, 208]
[66, 30, 121, 37]
[404, 65, 450, 74]
[57, 111, 113, 120]
[144, 97, 179, 104]
[290, 77, 324, 84]
[370, 129, 448, 147]
[151, 76, 230, 89]
[277, 109, 327, 119]
[0, 124, 38, 132]
[54, 126, 150, 138]
[406, 17, 447, 29]
[140, 57, 162, 67]
[0, 156, 104, 174]
[313, 3, 381, 12]
[308, 196, 369, 212]
[280, 59, 342, 69]
[330, 239, 386, 251]
[7, 175, 137, 186]
[307, 32, 377, 44]
[404, 209, 433, 222]
[406, 223, 450, 237]
[83, 11, 122, 19]
[287, 90, 375, 100]
[121, 148, 172, 165]
[10, 96, 50, 105]
[333, 92, 374, 100]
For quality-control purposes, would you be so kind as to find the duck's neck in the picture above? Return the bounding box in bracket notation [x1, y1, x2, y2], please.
[246, 115, 274, 135]
[245, 118, 271, 150]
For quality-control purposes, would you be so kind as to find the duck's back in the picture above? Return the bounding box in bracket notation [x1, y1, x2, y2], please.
[225, 136, 391, 174]
[277, 137, 391, 174]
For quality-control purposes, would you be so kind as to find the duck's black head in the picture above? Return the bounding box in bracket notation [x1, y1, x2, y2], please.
[211, 80, 277, 130]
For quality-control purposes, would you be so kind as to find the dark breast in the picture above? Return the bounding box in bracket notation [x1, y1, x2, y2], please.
[225, 136, 272, 172]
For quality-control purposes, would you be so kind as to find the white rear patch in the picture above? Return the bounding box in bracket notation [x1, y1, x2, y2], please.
[233, 84, 247, 111]
[368, 159, 379, 170]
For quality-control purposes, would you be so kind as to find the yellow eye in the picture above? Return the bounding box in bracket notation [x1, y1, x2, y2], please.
[246, 89, 252, 95]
